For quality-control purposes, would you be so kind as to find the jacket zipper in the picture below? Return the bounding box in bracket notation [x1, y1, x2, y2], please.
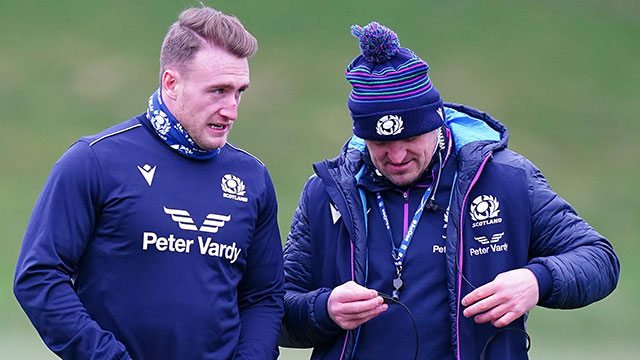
[455, 154, 492, 359]
[402, 190, 409, 236]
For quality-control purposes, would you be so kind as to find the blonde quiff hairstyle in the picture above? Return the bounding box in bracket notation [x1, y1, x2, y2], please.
[159, 6, 258, 82]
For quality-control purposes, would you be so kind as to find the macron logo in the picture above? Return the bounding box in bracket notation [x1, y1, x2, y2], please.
[330, 203, 341, 224]
[137, 164, 156, 186]
[163, 207, 231, 233]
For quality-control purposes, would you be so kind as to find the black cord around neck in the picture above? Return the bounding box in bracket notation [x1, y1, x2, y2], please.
[425, 150, 443, 210]
[419, 206, 532, 359]
[480, 327, 531, 360]
[378, 292, 419, 360]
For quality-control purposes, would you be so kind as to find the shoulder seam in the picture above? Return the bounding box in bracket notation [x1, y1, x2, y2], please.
[225, 142, 265, 166]
[89, 124, 142, 147]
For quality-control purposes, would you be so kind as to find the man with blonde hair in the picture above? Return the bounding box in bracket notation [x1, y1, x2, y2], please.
[14, 6, 284, 359]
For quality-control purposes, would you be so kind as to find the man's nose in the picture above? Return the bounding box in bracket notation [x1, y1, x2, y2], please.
[220, 96, 239, 120]
[386, 142, 407, 163]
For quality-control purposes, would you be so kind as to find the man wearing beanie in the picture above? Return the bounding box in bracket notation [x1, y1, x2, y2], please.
[279, 22, 619, 359]
[14, 6, 284, 359]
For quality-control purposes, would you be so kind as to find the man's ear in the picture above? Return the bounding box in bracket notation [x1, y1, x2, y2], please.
[161, 69, 179, 100]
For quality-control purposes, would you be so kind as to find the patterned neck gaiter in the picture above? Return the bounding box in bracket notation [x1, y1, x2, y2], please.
[145, 88, 220, 160]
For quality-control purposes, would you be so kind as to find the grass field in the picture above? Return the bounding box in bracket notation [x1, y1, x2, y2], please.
[1, 0, 639, 358]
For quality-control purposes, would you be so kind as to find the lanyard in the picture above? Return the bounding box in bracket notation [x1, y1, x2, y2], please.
[375, 187, 432, 299]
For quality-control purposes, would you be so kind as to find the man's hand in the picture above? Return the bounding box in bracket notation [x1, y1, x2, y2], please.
[461, 268, 539, 327]
[327, 281, 388, 330]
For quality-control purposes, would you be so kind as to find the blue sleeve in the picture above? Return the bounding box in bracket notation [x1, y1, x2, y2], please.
[279, 177, 342, 348]
[234, 167, 284, 360]
[524, 159, 620, 307]
[13, 141, 130, 360]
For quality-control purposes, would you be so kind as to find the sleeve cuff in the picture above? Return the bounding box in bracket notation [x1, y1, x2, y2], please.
[313, 289, 342, 332]
[524, 263, 553, 303]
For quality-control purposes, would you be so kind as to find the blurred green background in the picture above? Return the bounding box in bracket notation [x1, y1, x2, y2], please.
[1, 0, 638, 358]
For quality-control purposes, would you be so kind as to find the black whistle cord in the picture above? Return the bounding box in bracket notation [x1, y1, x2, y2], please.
[378, 264, 531, 360]
[379, 292, 419, 360]
[479, 327, 531, 360]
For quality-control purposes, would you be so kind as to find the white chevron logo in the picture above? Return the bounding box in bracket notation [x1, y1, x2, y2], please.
[163, 207, 231, 233]
[474, 232, 505, 245]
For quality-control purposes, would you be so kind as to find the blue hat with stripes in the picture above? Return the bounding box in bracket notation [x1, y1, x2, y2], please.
[346, 22, 444, 140]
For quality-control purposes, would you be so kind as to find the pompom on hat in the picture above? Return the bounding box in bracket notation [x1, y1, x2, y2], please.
[346, 22, 444, 140]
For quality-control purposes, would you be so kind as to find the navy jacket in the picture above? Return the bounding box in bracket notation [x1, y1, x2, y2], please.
[279, 103, 619, 359]
[14, 114, 284, 360]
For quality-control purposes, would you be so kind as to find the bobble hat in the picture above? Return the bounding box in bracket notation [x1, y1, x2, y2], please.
[346, 22, 444, 140]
